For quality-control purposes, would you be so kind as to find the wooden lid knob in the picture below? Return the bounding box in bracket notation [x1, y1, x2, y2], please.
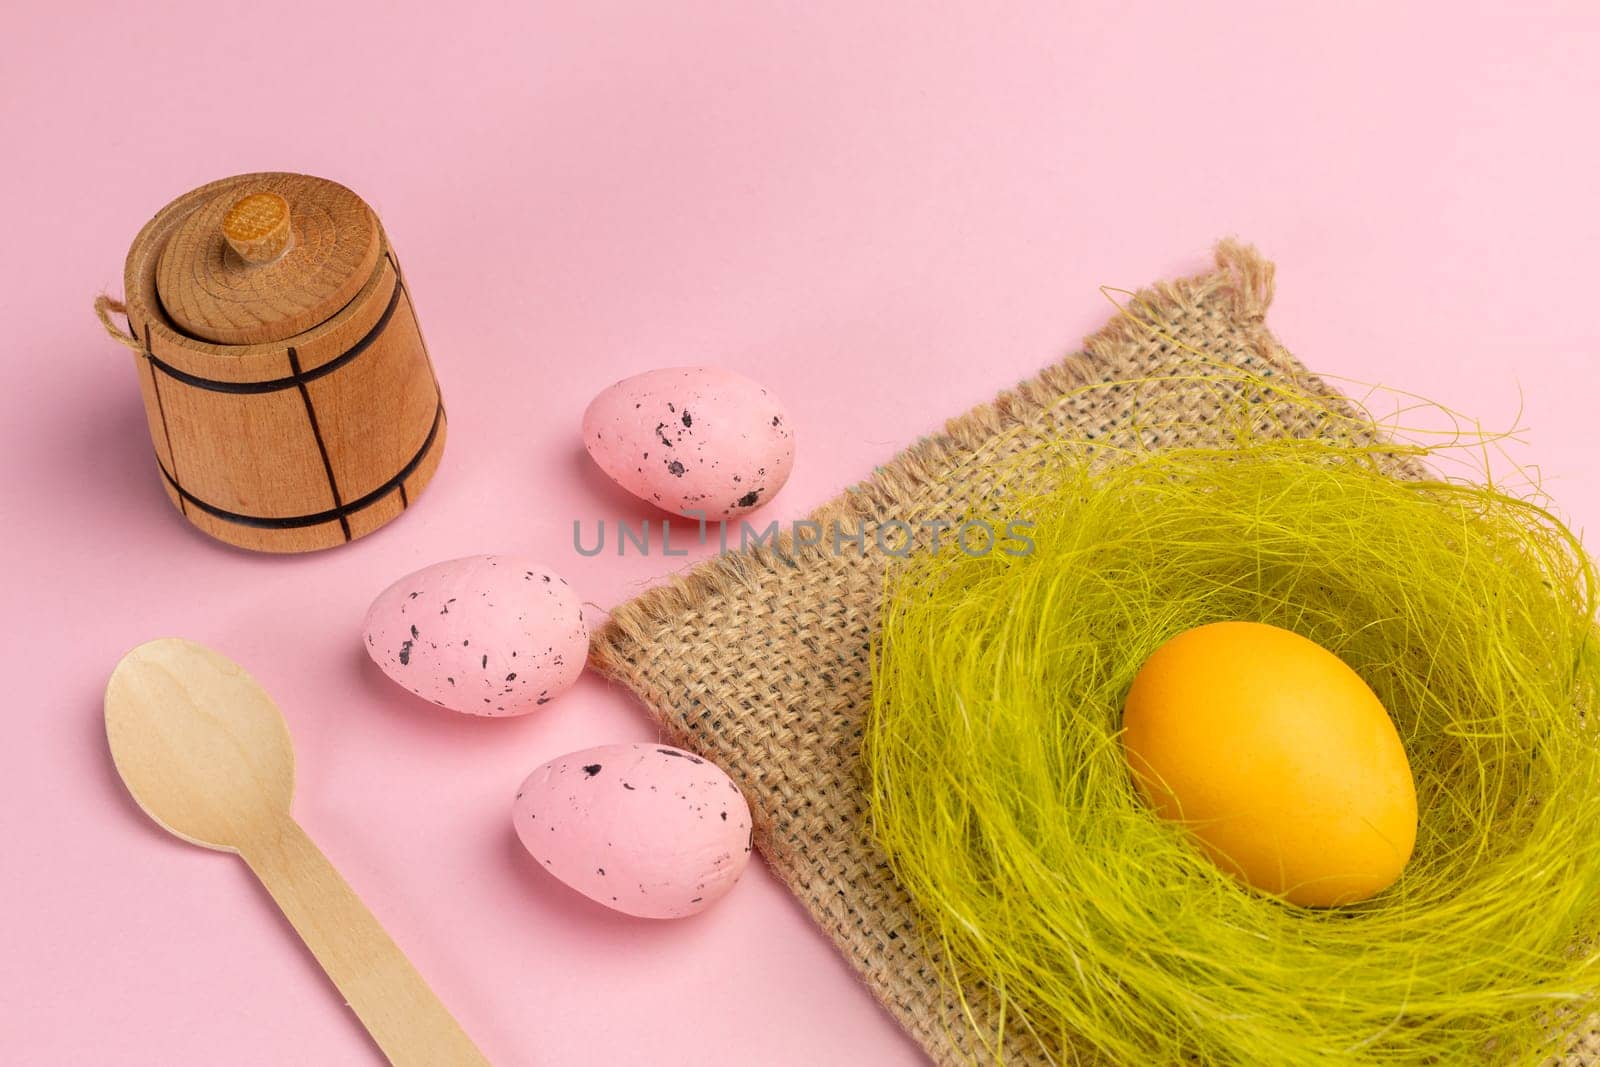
[222, 192, 293, 265]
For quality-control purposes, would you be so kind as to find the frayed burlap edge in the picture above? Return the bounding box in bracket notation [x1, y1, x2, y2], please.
[589, 241, 1599, 1066]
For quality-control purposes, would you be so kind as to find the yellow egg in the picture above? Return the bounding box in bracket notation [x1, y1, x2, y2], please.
[1121, 621, 1417, 907]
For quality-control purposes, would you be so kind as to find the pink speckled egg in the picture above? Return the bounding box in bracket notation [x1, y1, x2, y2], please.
[582, 366, 795, 519]
[513, 743, 754, 919]
[363, 555, 588, 716]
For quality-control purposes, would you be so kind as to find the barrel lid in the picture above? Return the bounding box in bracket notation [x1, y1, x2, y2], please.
[155, 173, 381, 346]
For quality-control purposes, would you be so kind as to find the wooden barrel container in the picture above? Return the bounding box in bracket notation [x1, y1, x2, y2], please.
[114, 172, 446, 553]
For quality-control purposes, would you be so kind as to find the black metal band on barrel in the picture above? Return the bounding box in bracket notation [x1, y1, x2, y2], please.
[142, 279, 404, 394]
[153, 404, 445, 530]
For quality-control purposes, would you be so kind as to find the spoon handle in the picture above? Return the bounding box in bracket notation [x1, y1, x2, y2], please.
[238, 816, 492, 1066]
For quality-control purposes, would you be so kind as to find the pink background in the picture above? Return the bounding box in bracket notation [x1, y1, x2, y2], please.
[3, 3, 1596, 1064]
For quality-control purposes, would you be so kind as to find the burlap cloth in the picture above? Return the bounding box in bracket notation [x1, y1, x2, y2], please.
[590, 242, 1600, 1066]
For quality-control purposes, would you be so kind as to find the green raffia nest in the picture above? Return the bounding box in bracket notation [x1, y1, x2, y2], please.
[866, 372, 1600, 1065]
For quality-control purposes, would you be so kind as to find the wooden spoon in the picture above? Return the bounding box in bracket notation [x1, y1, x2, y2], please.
[104, 638, 491, 1066]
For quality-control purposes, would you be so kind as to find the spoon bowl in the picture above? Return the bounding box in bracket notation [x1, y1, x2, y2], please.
[105, 638, 294, 850]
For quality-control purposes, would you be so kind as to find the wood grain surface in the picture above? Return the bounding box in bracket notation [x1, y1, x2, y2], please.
[118, 173, 445, 553]
[105, 639, 492, 1066]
